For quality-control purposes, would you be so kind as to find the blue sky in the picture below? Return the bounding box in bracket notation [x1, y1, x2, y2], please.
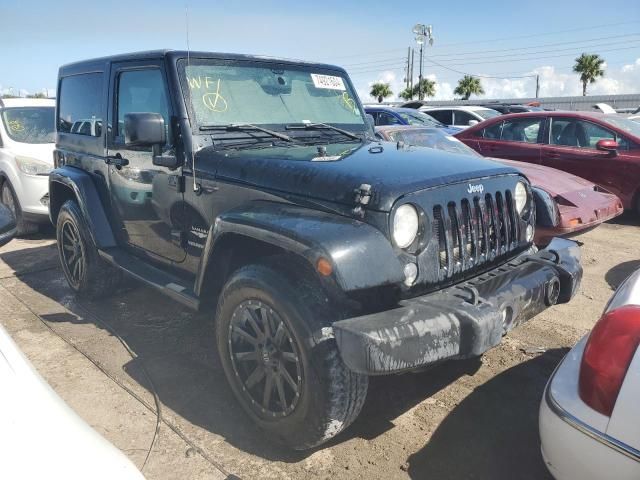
[1, 0, 639, 100]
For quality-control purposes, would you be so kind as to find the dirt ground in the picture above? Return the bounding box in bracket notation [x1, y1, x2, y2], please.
[0, 215, 638, 480]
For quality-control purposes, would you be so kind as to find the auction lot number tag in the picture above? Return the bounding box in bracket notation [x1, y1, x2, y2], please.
[311, 74, 346, 90]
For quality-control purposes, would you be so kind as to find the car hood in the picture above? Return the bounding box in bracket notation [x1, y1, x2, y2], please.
[492, 158, 595, 196]
[200, 141, 518, 212]
[6, 142, 55, 165]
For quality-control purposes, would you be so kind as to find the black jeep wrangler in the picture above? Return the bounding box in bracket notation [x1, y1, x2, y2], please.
[50, 50, 581, 449]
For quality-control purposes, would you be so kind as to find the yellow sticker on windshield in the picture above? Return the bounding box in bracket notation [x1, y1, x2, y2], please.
[187, 76, 228, 113]
[340, 92, 358, 115]
[7, 120, 24, 132]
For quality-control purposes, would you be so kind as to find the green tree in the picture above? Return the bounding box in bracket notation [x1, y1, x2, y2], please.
[370, 82, 393, 103]
[573, 53, 605, 96]
[454, 75, 484, 100]
[399, 87, 414, 101]
[27, 92, 47, 99]
[413, 78, 436, 100]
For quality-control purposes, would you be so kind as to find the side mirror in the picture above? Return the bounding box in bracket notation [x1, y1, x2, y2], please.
[468, 119, 479, 126]
[0, 203, 17, 248]
[125, 113, 180, 169]
[124, 113, 166, 147]
[596, 138, 618, 153]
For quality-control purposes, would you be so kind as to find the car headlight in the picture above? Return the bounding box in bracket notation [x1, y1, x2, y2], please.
[514, 181, 528, 216]
[14, 155, 53, 176]
[393, 204, 419, 249]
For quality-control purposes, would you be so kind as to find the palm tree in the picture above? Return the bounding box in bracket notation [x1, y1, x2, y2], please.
[399, 87, 414, 101]
[370, 82, 393, 103]
[413, 78, 436, 100]
[454, 75, 484, 100]
[573, 53, 605, 96]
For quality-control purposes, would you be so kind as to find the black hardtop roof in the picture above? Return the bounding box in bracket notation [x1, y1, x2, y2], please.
[58, 50, 346, 76]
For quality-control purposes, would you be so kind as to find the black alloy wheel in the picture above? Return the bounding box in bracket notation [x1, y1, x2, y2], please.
[60, 218, 86, 288]
[228, 299, 303, 418]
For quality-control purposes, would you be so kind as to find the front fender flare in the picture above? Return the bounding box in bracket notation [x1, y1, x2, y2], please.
[49, 166, 117, 248]
[196, 202, 404, 295]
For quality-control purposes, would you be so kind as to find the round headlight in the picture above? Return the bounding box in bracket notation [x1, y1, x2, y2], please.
[393, 204, 419, 249]
[514, 181, 528, 215]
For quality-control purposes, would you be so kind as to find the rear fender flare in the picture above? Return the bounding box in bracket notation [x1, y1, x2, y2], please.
[49, 166, 117, 248]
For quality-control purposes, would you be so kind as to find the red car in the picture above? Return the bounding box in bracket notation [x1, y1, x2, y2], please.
[375, 125, 623, 245]
[455, 111, 640, 215]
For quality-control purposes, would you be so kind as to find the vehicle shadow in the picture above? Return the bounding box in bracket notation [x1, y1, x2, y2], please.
[406, 348, 567, 480]
[0, 242, 543, 469]
[605, 259, 640, 290]
[608, 211, 640, 227]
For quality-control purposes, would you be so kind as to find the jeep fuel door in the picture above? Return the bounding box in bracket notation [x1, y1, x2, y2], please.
[106, 61, 186, 263]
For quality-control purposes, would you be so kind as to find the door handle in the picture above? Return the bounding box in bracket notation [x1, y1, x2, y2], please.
[545, 152, 560, 159]
[105, 153, 129, 168]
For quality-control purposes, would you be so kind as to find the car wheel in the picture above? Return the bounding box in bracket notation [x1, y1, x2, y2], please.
[0, 179, 38, 236]
[215, 260, 368, 450]
[56, 200, 122, 298]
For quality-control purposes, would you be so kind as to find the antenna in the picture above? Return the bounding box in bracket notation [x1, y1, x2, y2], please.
[185, 2, 200, 194]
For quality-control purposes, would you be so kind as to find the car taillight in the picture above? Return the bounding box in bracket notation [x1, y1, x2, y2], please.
[579, 305, 640, 416]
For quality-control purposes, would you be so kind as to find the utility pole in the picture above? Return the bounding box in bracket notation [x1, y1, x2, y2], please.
[412, 24, 434, 102]
[409, 48, 414, 97]
[535, 74, 540, 98]
[405, 47, 411, 91]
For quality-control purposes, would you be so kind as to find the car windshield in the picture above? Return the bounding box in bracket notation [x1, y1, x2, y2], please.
[179, 60, 366, 134]
[475, 108, 501, 120]
[388, 127, 482, 156]
[1, 107, 55, 144]
[397, 111, 443, 127]
[601, 116, 640, 138]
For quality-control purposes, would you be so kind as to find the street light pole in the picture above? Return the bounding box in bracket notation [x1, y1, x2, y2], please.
[412, 24, 434, 102]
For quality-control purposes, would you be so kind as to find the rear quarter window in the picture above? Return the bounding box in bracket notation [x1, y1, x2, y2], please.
[58, 73, 103, 137]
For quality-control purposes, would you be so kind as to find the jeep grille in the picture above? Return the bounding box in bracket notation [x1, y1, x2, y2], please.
[431, 190, 520, 280]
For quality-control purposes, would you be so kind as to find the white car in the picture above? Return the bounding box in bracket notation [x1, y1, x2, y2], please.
[0, 323, 145, 479]
[418, 105, 501, 129]
[540, 268, 640, 480]
[628, 115, 640, 124]
[0, 98, 55, 234]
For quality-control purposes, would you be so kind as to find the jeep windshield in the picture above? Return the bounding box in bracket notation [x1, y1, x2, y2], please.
[1, 107, 55, 144]
[179, 60, 366, 142]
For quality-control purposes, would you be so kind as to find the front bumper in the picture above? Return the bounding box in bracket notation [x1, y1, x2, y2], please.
[333, 237, 582, 375]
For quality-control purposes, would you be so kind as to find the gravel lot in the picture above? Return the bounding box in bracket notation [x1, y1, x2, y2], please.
[1, 215, 638, 480]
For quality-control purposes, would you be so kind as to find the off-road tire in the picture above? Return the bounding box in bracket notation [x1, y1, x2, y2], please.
[56, 200, 122, 298]
[215, 259, 368, 450]
[0, 179, 38, 236]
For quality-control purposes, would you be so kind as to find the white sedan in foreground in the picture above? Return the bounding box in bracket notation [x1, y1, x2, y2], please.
[540, 268, 640, 479]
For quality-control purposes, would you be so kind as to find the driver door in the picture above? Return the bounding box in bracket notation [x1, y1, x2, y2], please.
[107, 61, 186, 264]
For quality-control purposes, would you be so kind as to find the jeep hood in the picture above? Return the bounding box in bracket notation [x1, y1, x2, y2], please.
[199, 141, 518, 212]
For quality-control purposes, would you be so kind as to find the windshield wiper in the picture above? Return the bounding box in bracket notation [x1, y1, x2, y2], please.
[285, 122, 362, 141]
[199, 123, 297, 143]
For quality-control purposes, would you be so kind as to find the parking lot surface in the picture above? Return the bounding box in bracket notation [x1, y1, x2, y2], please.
[1, 217, 638, 480]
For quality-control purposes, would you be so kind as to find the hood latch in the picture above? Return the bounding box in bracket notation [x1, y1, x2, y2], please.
[352, 183, 372, 218]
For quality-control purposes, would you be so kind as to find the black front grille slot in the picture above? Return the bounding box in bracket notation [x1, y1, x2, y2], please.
[431, 190, 518, 280]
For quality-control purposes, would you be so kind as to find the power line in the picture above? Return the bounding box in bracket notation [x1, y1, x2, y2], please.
[325, 20, 640, 62]
[431, 20, 640, 48]
[425, 43, 640, 67]
[340, 34, 640, 69]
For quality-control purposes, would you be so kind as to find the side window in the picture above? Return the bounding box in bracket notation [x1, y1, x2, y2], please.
[500, 117, 543, 143]
[453, 110, 475, 126]
[377, 112, 401, 126]
[581, 121, 618, 149]
[368, 112, 379, 125]
[427, 110, 452, 125]
[116, 69, 170, 144]
[58, 73, 103, 137]
[483, 121, 503, 139]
